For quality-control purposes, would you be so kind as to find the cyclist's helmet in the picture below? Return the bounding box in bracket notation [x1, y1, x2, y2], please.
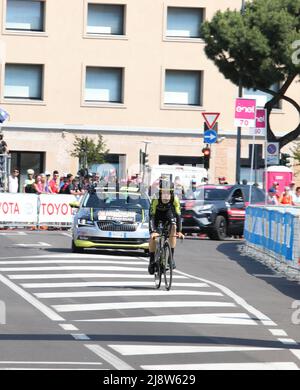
[159, 177, 174, 192]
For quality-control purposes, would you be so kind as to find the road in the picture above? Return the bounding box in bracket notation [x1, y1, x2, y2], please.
[0, 230, 299, 371]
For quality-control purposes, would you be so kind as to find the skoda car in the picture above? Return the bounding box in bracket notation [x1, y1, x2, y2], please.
[71, 187, 150, 253]
[181, 184, 265, 240]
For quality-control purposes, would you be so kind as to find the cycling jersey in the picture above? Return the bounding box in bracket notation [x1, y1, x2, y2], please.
[149, 195, 182, 233]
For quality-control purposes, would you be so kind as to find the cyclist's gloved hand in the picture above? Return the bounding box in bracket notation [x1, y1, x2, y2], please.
[177, 232, 185, 239]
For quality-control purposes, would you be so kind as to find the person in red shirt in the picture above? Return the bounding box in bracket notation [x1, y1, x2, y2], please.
[279, 186, 293, 205]
[49, 170, 60, 194]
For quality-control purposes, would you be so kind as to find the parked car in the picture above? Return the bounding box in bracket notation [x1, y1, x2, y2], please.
[180, 184, 265, 240]
[70, 186, 150, 253]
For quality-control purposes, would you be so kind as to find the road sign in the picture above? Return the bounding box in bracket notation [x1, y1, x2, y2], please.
[202, 112, 220, 129]
[234, 98, 256, 128]
[204, 130, 218, 144]
[250, 108, 267, 136]
[267, 142, 279, 165]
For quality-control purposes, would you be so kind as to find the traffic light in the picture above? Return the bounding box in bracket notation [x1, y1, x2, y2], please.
[280, 153, 291, 167]
[143, 153, 149, 166]
[202, 146, 211, 170]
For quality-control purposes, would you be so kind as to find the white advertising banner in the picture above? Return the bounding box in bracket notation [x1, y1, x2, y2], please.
[0, 193, 38, 224]
[38, 194, 78, 224]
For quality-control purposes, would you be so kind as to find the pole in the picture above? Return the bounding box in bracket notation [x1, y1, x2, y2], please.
[249, 133, 255, 205]
[235, 0, 246, 184]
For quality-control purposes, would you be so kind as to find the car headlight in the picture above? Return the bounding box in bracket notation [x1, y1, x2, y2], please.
[77, 218, 94, 227]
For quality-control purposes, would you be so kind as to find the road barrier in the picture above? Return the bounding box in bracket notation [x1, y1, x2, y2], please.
[243, 205, 300, 279]
[0, 193, 79, 229]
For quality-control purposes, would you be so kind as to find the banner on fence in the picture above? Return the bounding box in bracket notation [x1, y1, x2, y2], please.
[0, 193, 38, 224]
[38, 194, 78, 224]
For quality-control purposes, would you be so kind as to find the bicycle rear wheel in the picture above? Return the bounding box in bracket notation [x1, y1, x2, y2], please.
[163, 241, 173, 290]
[154, 251, 162, 289]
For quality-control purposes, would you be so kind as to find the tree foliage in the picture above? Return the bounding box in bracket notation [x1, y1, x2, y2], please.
[201, 0, 300, 148]
[70, 134, 109, 168]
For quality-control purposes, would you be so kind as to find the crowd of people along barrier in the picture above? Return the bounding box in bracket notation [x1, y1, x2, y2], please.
[243, 205, 300, 278]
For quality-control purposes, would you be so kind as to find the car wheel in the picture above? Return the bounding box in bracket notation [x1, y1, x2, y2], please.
[72, 240, 84, 253]
[210, 215, 227, 240]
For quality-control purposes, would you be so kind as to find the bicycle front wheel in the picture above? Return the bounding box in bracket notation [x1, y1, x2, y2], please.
[163, 241, 173, 291]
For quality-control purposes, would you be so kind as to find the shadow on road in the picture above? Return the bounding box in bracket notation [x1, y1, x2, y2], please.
[216, 242, 300, 301]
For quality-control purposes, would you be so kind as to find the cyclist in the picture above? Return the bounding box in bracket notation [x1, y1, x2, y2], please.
[148, 178, 184, 274]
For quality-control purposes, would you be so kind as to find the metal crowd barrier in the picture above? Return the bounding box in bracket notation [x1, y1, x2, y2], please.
[243, 205, 300, 280]
[0, 193, 79, 230]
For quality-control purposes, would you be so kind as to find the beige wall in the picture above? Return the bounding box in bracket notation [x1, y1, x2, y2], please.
[0, 0, 299, 184]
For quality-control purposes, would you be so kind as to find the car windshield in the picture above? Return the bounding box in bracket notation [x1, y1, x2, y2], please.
[82, 191, 150, 210]
[194, 188, 230, 201]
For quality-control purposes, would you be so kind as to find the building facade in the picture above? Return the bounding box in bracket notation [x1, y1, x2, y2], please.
[0, 0, 299, 187]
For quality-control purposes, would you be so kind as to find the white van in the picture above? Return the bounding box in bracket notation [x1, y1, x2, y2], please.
[145, 164, 208, 191]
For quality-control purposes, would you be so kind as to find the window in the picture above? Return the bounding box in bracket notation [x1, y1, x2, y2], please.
[164, 70, 202, 106]
[4, 64, 43, 100]
[243, 82, 281, 109]
[166, 7, 204, 38]
[6, 0, 45, 32]
[85, 67, 123, 103]
[87, 4, 124, 35]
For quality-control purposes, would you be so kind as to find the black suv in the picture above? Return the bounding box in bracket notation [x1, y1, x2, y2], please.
[181, 185, 265, 240]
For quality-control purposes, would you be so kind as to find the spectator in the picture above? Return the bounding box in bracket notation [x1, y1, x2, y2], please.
[267, 188, 279, 205]
[44, 171, 53, 194]
[33, 175, 45, 194]
[185, 179, 198, 200]
[242, 179, 248, 185]
[49, 170, 60, 194]
[271, 182, 281, 200]
[59, 174, 72, 194]
[70, 176, 85, 196]
[289, 181, 296, 192]
[8, 168, 19, 193]
[292, 186, 300, 206]
[279, 186, 293, 205]
[174, 176, 185, 200]
[24, 169, 36, 193]
[0, 131, 8, 154]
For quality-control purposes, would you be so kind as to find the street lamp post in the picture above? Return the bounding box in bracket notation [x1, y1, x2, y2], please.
[235, 0, 246, 184]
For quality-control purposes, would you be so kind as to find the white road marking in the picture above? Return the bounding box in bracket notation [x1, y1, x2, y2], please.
[71, 334, 91, 341]
[0, 232, 27, 236]
[278, 338, 297, 345]
[269, 329, 288, 337]
[175, 270, 277, 326]
[140, 362, 299, 370]
[35, 290, 224, 299]
[85, 344, 134, 370]
[53, 301, 236, 313]
[76, 313, 258, 325]
[0, 361, 102, 365]
[0, 254, 142, 260]
[2, 368, 104, 371]
[0, 259, 147, 265]
[14, 242, 51, 247]
[59, 324, 79, 331]
[0, 274, 65, 322]
[21, 281, 209, 289]
[0, 266, 147, 272]
[8, 273, 186, 280]
[252, 274, 283, 278]
[109, 345, 283, 356]
[290, 350, 300, 361]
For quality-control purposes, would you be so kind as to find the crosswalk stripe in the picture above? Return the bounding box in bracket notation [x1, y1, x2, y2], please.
[0, 254, 142, 260]
[8, 273, 187, 280]
[53, 301, 236, 313]
[140, 362, 299, 370]
[0, 260, 147, 265]
[75, 313, 258, 325]
[35, 290, 224, 299]
[22, 281, 209, 289]
[0, 266, 147, 272]
[109, 344, 283, 356]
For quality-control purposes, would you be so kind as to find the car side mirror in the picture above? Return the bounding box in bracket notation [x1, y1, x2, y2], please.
[69, 201, 80, 208]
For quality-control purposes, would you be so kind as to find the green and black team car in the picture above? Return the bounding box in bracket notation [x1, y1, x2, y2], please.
[70, 186, 150, 253]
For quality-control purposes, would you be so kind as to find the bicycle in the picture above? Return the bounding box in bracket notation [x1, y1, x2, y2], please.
[153, 222, 174, 291]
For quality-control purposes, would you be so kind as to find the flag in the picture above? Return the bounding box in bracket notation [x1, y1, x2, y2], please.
[0, 108, 9, 123]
